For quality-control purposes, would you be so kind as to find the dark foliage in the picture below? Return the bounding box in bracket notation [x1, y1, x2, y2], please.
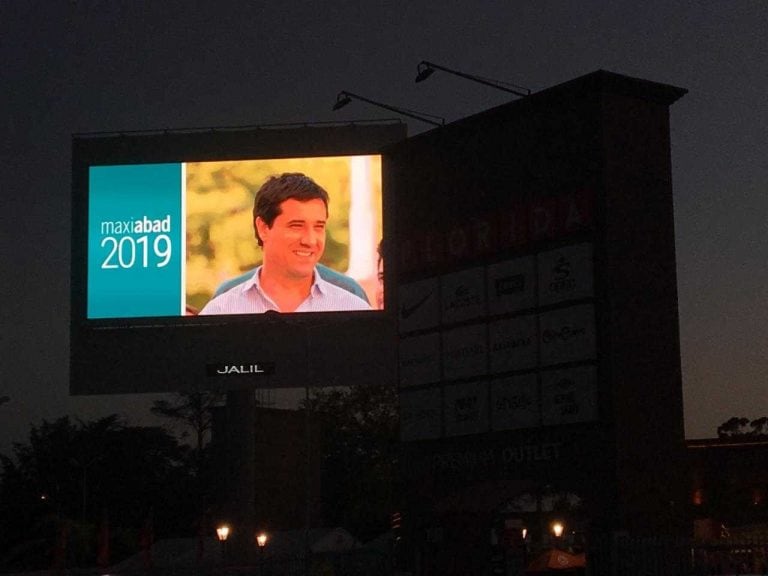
[0, 415, 197, 570]
[717, 416, 768, 439]
[305, 384, 399, 542]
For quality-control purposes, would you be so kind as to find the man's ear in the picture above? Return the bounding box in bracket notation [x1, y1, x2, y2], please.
[255, 217, 269, 242]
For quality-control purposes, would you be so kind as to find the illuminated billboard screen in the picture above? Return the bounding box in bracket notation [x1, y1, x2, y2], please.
[88, 156, 383, 318]
[71, 123, 405, 395]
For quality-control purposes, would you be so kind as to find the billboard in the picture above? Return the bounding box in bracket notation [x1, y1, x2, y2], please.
[71, 123, 406, 394]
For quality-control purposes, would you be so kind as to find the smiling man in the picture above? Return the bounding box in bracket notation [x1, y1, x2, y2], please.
[199, 173, 371, 314]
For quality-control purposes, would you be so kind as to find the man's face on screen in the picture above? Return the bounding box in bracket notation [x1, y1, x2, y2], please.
[256, 198, 327, 279]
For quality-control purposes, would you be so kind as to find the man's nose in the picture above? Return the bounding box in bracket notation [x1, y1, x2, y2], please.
[300, 228, 318, 245]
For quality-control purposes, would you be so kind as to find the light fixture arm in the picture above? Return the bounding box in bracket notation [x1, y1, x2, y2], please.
[333, 91, 444, 127]
[416, 60, 530, 98]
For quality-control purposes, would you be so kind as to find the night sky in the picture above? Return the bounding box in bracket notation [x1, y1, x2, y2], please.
[1, 1, 766, 454]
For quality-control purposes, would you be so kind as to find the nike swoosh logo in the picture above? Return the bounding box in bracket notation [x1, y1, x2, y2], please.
[401, 290, 434, 319]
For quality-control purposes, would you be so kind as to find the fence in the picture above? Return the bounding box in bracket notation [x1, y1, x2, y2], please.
[585, 534, 768, 576]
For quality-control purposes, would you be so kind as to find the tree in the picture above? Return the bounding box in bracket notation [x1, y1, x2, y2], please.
[717, 417, 750, 438]
[717, 416, 768, 439]
[750, 416, 768, 436]
[150, 389, 224, 474]
[150, 390, 225, 541]
[0, 415, 195, 570]
[305, 383, 399, 541]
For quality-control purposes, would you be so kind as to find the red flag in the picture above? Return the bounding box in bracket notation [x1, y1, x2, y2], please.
[51, 520, 69, 570]
[139, 512, 154, 570]
[97, 511, 110, 567]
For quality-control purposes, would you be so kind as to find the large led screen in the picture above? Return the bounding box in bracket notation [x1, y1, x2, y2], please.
[88, 156, 383, 319]
[71, 123, 405, 395]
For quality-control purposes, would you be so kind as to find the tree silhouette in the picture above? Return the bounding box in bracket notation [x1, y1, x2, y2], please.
[150, 390, 225, 537]
[717, 416, 768, 439]
[305, 384, 399, 541]
[0, 415, 194, 570]
[750, 416, 768, 436]
[151, 389, 224, 475]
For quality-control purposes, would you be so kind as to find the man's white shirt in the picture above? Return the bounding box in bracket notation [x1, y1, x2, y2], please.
[199, 266, 371, 314]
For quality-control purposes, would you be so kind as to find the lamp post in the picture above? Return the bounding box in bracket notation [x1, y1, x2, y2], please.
[551, 521, 564, 549]
[256, 532, 268, 576]
[216, 525, 230, 562]
[521, 527, 529, 568]
[69, 454, 103, 521]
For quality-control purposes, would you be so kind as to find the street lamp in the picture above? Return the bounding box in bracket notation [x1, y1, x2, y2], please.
[551, 521, 564, 548]
[256, 532, 268, 576]
[216, 525, 230, 561]
[521, 527, 529, 566]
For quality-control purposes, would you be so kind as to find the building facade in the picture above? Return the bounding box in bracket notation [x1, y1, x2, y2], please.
[388, 70, 688, 575]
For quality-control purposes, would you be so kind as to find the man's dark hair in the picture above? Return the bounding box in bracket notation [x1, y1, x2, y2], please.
[253, 172, 330, 246]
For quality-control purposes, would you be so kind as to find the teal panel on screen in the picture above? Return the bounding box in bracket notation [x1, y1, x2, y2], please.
[88, 164, 183, 319]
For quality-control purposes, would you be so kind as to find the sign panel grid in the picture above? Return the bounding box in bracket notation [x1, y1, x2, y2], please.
[397, 237, 597, 440]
